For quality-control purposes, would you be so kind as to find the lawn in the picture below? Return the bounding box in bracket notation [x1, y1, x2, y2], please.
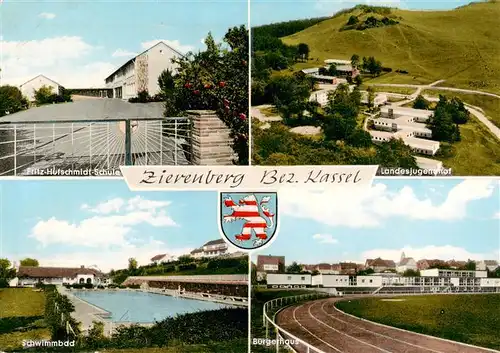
[282, 1, 500, 94]
[436, 115, 500, 175]
[0, 288, 50, 351]
[336, 294, 500, 350]
[423, 89, 500, 128]
[360, 84, 417, 95]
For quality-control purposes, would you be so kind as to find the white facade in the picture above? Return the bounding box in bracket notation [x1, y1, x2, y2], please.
[20, 75, 62, 102]
[415, 156, 443, 171]
[312, 274, 349, 287]
[369, 127, 440, 156]
[420, 269, 487, 278]
[13, 274, 104, 287]
[476, 260, 499, 272]
[105, 42, 181, 100]
[152, 254, 177, 264]
[380, 106, 434, 122]
[267, 273, 311, 286]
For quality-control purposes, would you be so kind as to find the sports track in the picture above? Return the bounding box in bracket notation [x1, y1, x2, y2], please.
[275, 296, 499, 353]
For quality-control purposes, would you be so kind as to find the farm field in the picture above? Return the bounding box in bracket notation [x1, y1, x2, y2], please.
[282, 1, 500, 94]
[0, 288, 50, 351]
[336, 294, 500, 350]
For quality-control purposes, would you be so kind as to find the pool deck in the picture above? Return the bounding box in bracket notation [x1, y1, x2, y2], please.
[138, 287, 248, 307]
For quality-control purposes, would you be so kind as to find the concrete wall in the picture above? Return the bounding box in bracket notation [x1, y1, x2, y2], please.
[267, 273, 311, 286]
[21, 76, 60, 101]
[147, 42, 179, 96]
[189, 110, 235, 165]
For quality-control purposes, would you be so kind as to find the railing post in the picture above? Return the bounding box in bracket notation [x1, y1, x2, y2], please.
[13, 125, 17, 176]
[89, 124, 92, 167]
[71, 123, 74, 169]
[52, 124, 55, 156]
[33, 124, 36, 163]
[160, 120, 163, 165]
[125, 120, 132, 165]
[145, 121, 148, 164]
[263, 304, 266, 326]
[107, 123, 110, 169]
[276, 331, 279, 352]
[265, 319, 269, 339]
[174, 120, 178, 165]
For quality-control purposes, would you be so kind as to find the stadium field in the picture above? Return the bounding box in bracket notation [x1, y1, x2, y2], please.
[336, 294, 500, 350]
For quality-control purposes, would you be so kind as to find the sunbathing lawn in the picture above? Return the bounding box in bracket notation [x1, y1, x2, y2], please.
[0, 288, 50, 351]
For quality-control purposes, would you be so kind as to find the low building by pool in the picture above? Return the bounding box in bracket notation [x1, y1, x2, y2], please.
[72, 289, 230, 323]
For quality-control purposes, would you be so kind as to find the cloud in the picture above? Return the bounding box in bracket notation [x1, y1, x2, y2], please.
[361, 245, 495, 263]
[9, 240, 193, 272]
[312, 233, 338, 244]
[280, 179, 497, 228]
[141, 39, 194, 54]
[30, 196, 177, 247]
[112, 49, 137, 58]
[1, 37, 114, 87]
[38, 12, 56, 20]
[81, 198, 125, 214]
[493, 212, 500, 219]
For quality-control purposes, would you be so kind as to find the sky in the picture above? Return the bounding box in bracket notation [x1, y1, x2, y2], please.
[0, 0, 247, 87]
[252, 178, 500, 266]
[0, 180, 241, 272]
[250, 0, 479, 26]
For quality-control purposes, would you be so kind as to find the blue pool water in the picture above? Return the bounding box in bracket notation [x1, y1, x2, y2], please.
[73, 290, 229, 323]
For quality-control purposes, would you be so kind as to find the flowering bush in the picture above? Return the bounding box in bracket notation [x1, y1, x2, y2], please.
[160, 26, 249, 165]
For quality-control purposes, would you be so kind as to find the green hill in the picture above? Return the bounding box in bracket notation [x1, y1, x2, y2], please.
[282, 1, 500, 93]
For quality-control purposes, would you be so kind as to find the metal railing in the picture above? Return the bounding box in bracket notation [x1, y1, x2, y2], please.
[0, 117, 192, 176]
[262, 292, 331, 353]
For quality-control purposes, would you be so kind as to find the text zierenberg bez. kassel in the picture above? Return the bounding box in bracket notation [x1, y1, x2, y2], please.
[140, 168, 363, 188]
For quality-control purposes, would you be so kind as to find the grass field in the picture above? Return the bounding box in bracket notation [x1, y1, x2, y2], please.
[282, 1, 500, 94]
[336, 294, 500, 350]
[360, 84, 417, 95]
[0, 288, 50, 351]
[436, 114, 500, 175]
[423, 89, 500, 128]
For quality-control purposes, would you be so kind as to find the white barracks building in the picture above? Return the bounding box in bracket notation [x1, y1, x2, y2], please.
[267, 269, 500, 294]
[104, 42, 182, 100]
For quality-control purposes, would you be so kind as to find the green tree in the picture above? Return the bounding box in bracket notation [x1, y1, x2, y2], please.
[311, 269, 320, 276]
[351, 54, 360, 68]
[428, 105, 461, 142]
[161, 26, 249, 164]
[464, 259, 476, 271]
[347, 16, 359, 26]
[0, 85, 28, 116]
[403, 269, 420, 277]
[128, 258, 138, 272]
[34, 85, 56, 105]
[20, 258, 39, 267]
[297, 43, 310, 61]
[354, 75, 363, 86]
[0, 258, 16, 288]
[327, 63, 337, 76]
[413, 95, 430, 110]
[286, 262, 303, 273]
[367, 86, 375, 108]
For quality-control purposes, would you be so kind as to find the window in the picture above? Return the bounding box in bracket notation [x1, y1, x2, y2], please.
[301, 276, 305, 280]
[287, 276, 292, 280]
[369, 279, 373, 283]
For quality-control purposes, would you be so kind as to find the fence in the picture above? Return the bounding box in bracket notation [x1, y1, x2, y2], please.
[0, 117, 192, 175]
[262, 292, 331, 353]
[0, 109, 235, 175]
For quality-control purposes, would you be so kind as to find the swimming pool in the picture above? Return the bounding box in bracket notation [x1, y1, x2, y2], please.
[72, 290, 229, 323]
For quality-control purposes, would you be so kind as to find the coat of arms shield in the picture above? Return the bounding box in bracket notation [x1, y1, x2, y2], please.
[218, 192, 278, 251]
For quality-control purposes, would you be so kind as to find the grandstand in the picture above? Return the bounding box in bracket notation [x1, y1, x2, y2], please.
[266, 272, 500, 294]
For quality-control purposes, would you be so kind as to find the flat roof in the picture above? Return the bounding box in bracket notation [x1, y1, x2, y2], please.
[369, 130, 393, 139]
[310, 74, 337, 80]
[302, 68, 319, 74]
[404, 137, 440, 149]
[381, 105, 433, 118]
[415, 156, 443, 169]
[325, 59, 351, 64]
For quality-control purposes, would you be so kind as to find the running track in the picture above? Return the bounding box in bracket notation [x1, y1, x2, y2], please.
[275, 297, 499, 353]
